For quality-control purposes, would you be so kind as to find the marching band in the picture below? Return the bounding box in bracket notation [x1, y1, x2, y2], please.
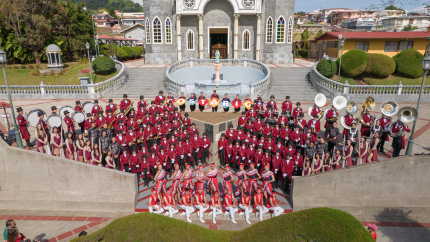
[13, 91, 417, 224]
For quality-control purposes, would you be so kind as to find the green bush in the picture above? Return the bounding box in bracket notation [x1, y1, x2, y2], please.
[298, 49, 308, 58]
[365, 53, 396, 77]
[101, 44, 128, 60]
[336, 49, 368, 77]
[131, 47, 143, 57]
[301, 40, 310, 50]
[121, 46, 135, 58]
[35, 64, 40, 69]
[393, 49, 424, 78]
[301, 29, 309, 40]
[28, 65, 34, 69]
[315, 29, 323, 38]
[317, 59, 337, 78]
[92, 56, 116, 75]
[13, 66, 19, 69]
[20, 65, 27, 69]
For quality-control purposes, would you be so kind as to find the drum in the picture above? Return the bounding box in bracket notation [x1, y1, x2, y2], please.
[59, 105, 74, 119]
[249, 117, 256, 123]
[258, 110, 265, 116]
[82, 101, 94, 115]
[73, 111, 85, 123]
[269, 119, 277, 126]
[48, 113, 62, 128]
[27, 109, 46, 128]
[285, 110, 292, 119]
[273, 111, 279, 118]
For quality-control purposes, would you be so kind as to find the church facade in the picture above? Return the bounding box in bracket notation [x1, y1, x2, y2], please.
[143, 0, 295, 64]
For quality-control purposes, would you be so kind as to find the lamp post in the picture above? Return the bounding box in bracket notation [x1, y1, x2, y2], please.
[86, 42, 93, 84]
[405, 55, 430, 155]
[0, 48, 23, 148]
[337, 35, 345, 82]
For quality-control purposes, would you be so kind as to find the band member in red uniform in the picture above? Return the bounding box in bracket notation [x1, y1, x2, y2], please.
[307, 114, 321, 135]
[281, 153, 294, 194]
[282, 96, 293, 113]
[292, 102, 303, 120]
[238, 111, 248, 128]
[91, 100, 102, 118]
[271, 122, 281, 138]
[391, 120, 411, 157]
[324, 105, 338, 131]
[360, 109, 373, 137]
[84, 113, 93, 136]
[226, 124, 237, 141]
[149, 188, 164, 214]
[292, 149, 303, 175]
[368, 132, 380, 162]
[246, 105, 258, 119]
[155, 90, 166, 105]
[204, 162, 220, 195]
[378, 114, 391, 153]
[301, 127, 316, 148]
[254, 97, 264, 112]
[223, 189, 238, 224]
[163, 188, 179, 218]
[180, 188, 195, 223]
[119, 94, 131, 112]
[95, 111, 105, 128]
[235, 163, 247, 196]
[74, 101, 85, 134]
[16, 107, 32, 148]
[311, 103, 323, 118]
[289, 125, 301, 148]
[63, 110, 75, 134]
[194, 187, 209, 223]
[105, 99, 117, 116]
[221, 164, 235, 196]
[264, 104, 275, 119]
[295, 113, 307, 133]
[267, 95, 278, 110]
[254, 188, 269, 221]
[138, 95, 146, 110]
[226, 140, 234, 167]
[167, 143, 177, 174]
[176, 138, 185, 170]
[181, 163, 194, 195]
[200, 133, 211, 165]
[218, 133, 228, 167]
[342, 112, 356, 135]
[260, 150, 271, 173]
[130, 148, 141, 179]
[209, 191, 223, 224]
[272, 149, 282, 185]
[38, 111, 50, 141]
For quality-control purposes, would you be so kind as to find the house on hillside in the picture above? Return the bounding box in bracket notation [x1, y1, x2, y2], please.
[306, 12, 318, 22]
[314, 32, 430, 58]
[316, 8, 356, 23]
[121, 24, 145, 46]
[381, 16, 430, 31]
[294, 15, 307, 24]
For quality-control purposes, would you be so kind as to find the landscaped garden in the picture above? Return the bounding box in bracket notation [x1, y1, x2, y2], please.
[316, 49, 430, 86]
[71, 208, 374, 242]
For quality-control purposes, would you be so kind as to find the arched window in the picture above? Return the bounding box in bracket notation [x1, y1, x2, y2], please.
[165, 18, 172, 44]
[242, 30, 250, 50]
[266, 17, 273, 43]
[186, 30, 194, 50]
[287, 17, 293, 43]
[145, 18, 150, 44]
[276, 16, 285, 43]
[152, 17, 162, 44]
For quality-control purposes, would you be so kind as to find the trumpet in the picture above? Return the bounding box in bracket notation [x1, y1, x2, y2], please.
[124, 102, 134, 116]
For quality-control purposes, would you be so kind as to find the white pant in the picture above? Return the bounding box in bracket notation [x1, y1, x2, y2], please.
[149, 204, 164, 214]
[210, 205, 223, 220]
[194, 204, 209, 218]
[163, 205, 179, 218]
[269, 206, 284, 217]
[255, 206, 269, 220]
[238, 204, 252, 220]
[225, 206, 238, 219]
[180, 205, 195, 219]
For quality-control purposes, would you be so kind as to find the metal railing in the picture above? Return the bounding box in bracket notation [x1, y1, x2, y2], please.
[0, 61, 127, 99]
[165, 59, 271, 99]
[310, 61, 430, 101]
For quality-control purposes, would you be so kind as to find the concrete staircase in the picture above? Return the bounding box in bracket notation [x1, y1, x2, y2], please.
[104, 68, 167, 98]
[264, 68, 317, 101]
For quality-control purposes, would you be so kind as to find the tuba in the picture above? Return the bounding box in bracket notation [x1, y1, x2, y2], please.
[340, 100, 358, 130]
[308, 93, 326, 119]
[359, 96, 376, 128]
[381, 100, 398, 117]
[388, 106, 417, 138]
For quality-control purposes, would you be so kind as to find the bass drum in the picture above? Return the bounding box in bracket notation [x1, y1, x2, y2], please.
[73, 111, 85, 123]
[27, 109, 46, 128]
[48, 113, 62, 128]
[82, 101, 94, 115]
[59, 105, 74, 119]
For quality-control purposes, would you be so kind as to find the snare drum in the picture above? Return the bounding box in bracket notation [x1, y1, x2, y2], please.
[27, 109, 46, 128]
[48, 113, 63, 128]
[59, 105, 74, 119]
[73, 111, 85, 123]
[82, 101, 94, 115]
[273, 111, 279, 118]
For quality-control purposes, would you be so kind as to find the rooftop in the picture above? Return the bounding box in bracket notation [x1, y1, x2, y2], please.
[315, 31, 430, 40]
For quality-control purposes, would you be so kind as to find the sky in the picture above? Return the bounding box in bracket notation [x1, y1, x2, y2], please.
[294, 0, 425, 13]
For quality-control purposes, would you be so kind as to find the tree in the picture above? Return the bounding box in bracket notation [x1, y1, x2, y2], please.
[301, 29, 309, 41]
[423, 2, 430, 15]
[384, 5, 405, 13]
[108, 7, 117, 18]
[295, 11, 306, 16]
[315, 29, 323, 38]
[0, 0, 65, 64]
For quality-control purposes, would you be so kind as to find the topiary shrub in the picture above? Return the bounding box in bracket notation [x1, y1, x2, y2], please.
[301, 40, 310, 50]
[301, 29, 309, 40]
[336, 49, 368, 77]
[365, 53, 396, 77]
[317, 59, 337, 78]
[121, 46, 135, 59]
[131, 47, 143, 57]
[298, 49, 308, 58]
[392, 49, 424, 78]
[92, 56, 116, 75]
[101, 44, 128, 60]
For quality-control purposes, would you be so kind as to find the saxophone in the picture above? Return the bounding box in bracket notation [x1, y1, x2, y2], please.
[124, 101, 134, 116]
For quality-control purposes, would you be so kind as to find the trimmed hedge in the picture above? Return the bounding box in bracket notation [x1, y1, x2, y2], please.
[337, 49, 368, 77]
[317, 59, 337, 78]
[121, 46, 135, 58]
[92, 56, 116, 75]
[101, 44, 128, 59]
[365, 53, 396, 77]
[298, 49, 308, 58]
[393, 49, 424, 78]
[131, 47, 143, 57]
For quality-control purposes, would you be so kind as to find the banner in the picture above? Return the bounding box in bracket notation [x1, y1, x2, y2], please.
[187, 98, 197, 106]
[232, 99, 242, 109]
[197, 98, 208, 106]
[243, 100, 254, 110]
[221, 100, 231, 109]
[209, 97, 220, 108]
[176, 98, 186, 105]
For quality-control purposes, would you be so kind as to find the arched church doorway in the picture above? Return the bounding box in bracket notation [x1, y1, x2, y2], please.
[209, 28, 229, 59]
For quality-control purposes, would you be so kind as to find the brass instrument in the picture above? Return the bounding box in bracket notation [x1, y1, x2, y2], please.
[324, 95, 347, 122]
[107, 118, 115, 129]
[381, 100, 398, 117]
[340, 113, 358, 130]
[128, 139, 135, 147]
[346, 100, 358, 114]
[98, 122, 105, 131]
[308, 93, 326, 119]
[359, 96, 376, 128]
[137, 136, 144, 144]
[389, 106, 417, 138]
[124, 101, 134, 116]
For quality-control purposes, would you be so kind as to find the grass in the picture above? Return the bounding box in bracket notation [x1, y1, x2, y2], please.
[361, 73, 430, 85]
[331, 75, 357, 85]
[0, 63, 118, 86]
[72, 208, 374, 242]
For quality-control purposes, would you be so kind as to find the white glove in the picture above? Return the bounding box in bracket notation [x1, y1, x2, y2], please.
[228, 155, 231, 158]
[269, 147, 272, 149]
[236, 156, 239, 159]
[163, 163, 166, 166]
[242, 157, 245, 160]
[172, 159, 175, 162]
[181, 155, 184, 159]
[188, 154, 191, 157]
[147, 172, 150, 174]
[172, 160, 175, 163]
[154, 165, 157, 168]
[257, 163, 260, 166]
[283, 173, 287, 177]
[248, 160, 251, 163]
[219, 147, 223, 150]
[230, 133, 232, 136]
[123, 169, 125, 172]
[205, 145, 208, 148]
[129, 168, 131, 170]
[196, 148, 199, 152]
[136, 165, 139, 168]
[275, 169, 278, 173]
[245, 139, 249, 142]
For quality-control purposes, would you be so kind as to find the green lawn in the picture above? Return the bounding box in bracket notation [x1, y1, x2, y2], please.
[331, 75, 357, 85]
[72, 208, 374, 242]
[0, 63, 118, 86]
[361, 74, 430, 85]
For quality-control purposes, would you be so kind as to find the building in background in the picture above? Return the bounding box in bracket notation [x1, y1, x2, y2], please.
[381, 16, 430, 31]
[143, 0, 295, 65]
[295, 15, 308, 24]
[316, 8, 355, 23]
[122, 24, 145, 46]
[119, 12, 145, 29]
[306, 11, 319, 22]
